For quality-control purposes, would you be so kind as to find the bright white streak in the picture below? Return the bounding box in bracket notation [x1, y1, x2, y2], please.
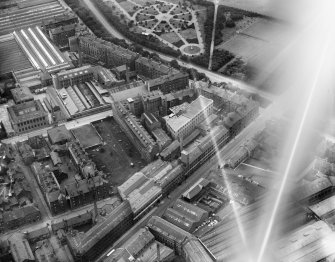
[35, 26, 65, 63]
[256, 24, 332, 262]
[198, 98, 250, 260]
[28, 28, 56, 65]
[21, 29, 49, 67]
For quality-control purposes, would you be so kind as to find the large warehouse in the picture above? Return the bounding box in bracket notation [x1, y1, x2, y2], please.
[13, 27, 72, 74]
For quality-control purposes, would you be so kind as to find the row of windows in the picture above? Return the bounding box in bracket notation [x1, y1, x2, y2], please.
[18, 117, 46, 127]
[18, 121, 47, 132]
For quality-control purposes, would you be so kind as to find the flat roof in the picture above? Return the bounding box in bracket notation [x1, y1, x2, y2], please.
[164, 96, 213, 133]
[71, 124, 102, 149]
[152, 128, 171, 144]
[7, 99, 47, 122]
[309, 195, 335, 218]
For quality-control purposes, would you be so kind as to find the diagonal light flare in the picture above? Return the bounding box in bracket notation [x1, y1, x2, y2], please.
[256, 22, 332, 262]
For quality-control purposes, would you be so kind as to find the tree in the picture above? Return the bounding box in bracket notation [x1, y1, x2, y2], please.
[170, 59, 180, 69]
[120, 14, 125, 19]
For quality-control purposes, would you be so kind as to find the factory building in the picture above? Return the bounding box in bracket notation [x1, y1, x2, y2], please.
[135, 57, 175, 79]
[181, 125, 230, 175]
[42, 13, 78, 35]
[66, 201, 134, 262]
[49, 24, 76, 49]
[164, 96, 214, 140]
[52, 65, 94, 89]
[13, 27, 73, 74]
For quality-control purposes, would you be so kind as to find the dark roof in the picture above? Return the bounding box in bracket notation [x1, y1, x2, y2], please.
[7, 100, 47, 123]
[50, 23, 76, 34]
[173, 199, 208, 222]
[122, 228, 154, 256]
[67, 201, 133, 255]
[10, 87, 33, 104]
[147, 216, 190, 244]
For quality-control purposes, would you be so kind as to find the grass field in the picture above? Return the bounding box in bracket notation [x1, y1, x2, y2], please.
[89, 118, 147, 186]
[160, 32, 182, 43]
[180, 28, 197, 39]
[119, 0, 138, 15]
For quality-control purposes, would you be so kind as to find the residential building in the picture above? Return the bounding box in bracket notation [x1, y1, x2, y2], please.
[2, 205, 41, 230]
[141, 91, 163, 114]
[135, 57, 175, 79]
[49, 24, 76, 49]
[7, 100, 49, 134]
[112, 101, 159, 162]
[78, 35, 139, 70]
[164, 96, 214, 139]
[146, 72, 189, 94]
[52, 65, 94, 89]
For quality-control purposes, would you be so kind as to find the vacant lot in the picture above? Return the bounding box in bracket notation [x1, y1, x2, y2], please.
[71, 124, 102, 150]
[90, 118, 147, 186]
[160, 32, 182, 43]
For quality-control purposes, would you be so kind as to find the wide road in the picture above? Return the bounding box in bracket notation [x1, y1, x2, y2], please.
[96, 96, 283, 261]
[2, 110, 113, 144]
[82, 0, 275, 101]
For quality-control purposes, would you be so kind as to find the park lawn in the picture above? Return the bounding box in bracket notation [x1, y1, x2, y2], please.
[180, 28, 197, 39]
[160, 32, 182, 43]
[119, 0, 138, 15]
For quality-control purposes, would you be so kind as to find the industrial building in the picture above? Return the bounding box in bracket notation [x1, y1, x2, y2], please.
[164, 199, 208, 232]
[49, 24, 76, 49]
[42, 12, 78, 35]
[164, 96, 214, 139]
[52, 65, 94, 89]
[7, 100, 49, 134]
[180, 125, 230, 173]
[0, 0, 67, 36]
[147, 216, 214, 262]
[13, 27, 73, 74]
[226, 139, 258, 168]
[78, 35, 139, 70]
[66, 201, 134, 262]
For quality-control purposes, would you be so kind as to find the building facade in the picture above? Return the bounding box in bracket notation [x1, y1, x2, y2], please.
[7, 100, 49, 134]
[49, 24, 76, 48]
[78, 36, 139, 70]
[52, 65, 94, 89]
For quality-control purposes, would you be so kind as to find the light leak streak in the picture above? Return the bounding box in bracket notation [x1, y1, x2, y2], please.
[28, 28, 56, 65]
[21, 29, 49, 67]
[198, 98, 251, 260]
[35, 26, 65, 63]
[13, 31, 40, 70]
[256, 25, 332, 262]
